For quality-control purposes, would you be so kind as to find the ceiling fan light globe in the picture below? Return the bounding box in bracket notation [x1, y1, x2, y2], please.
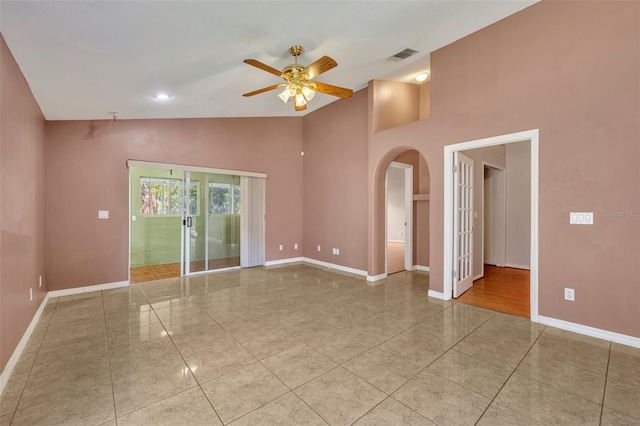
[278, 89, 290, 103]
[301, 85, 315, 100]
[294, 93, 307, 107]
[286, 84, 297, 97]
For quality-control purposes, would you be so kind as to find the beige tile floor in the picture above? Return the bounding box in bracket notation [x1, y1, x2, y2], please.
[1, 264, 639, 425]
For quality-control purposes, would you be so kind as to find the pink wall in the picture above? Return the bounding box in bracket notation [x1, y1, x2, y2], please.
[419, 82, 431, 120]
[369, 1, 639, 337]
[0, 35, 47, 371]
[45, 117, 303, 290]
[371, 80, 421, 133]
[302, 89, 369, 271]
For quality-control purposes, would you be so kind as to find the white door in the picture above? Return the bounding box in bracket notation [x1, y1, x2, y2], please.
[453, 152, 474, 297]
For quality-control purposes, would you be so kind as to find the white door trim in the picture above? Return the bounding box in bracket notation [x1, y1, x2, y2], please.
[127, 160, 267, 179]
[385, 161, 414, 274]
[444, 129, 539, 322]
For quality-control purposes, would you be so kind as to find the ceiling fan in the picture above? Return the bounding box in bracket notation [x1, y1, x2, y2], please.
[243, 45, 353, 112]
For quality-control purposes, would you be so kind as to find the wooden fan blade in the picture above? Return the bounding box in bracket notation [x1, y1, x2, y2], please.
[243, 84, 285, 97]
[243, 59, 283, 77]
[294, 102, 307, 112]
[303, 56, 337, 80]
[311, 81, 353, 99]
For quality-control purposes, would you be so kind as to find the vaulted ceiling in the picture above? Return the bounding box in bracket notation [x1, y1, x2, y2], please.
[1, 1, 537, 120]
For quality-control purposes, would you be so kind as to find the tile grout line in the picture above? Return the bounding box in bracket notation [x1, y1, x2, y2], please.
[6, 298, 58, 424]
[126, 275, 444, 423]
[256, 279, 443, 423]
[100, 291, 119, 424]
[599, 342, 612, 426]
[471, 324, 547, 426]
[172, 268, 371, 424]
[137, 283, 227, 426]
[195, 273, 331, 425]
[280, 281, 455, 423]
[260, 301, 474, 424]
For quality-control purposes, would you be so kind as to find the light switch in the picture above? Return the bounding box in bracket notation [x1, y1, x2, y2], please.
[98, 210, 109, 219]
[570, 212, 593, 225]
[131, 215, 137, 221]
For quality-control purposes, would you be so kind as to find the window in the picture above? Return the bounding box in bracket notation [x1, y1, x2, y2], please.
[140, 178, 199, 216]
[209, 182, 241, 214]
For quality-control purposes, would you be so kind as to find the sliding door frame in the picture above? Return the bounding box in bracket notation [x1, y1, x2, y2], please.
[127, 160, 267, 282]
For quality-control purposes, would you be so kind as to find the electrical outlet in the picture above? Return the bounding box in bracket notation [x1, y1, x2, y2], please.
[317, 245, 321, 252]
[294, 243, 298, 250]
[278, 244, 283, 251]
[564, 288, 575, 301]
[39, 275, 42, 288]
[29, 288, 33, 301]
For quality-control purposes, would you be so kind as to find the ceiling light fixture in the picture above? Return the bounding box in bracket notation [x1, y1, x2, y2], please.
[243, 45, 353, 112]
[415, 72, 429, 82]
[155, 93, 171, 101]
[277, 46, 317, 110]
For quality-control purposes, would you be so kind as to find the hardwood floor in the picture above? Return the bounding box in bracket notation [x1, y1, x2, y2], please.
[456, 264, 530, 318]
[387, 241, 405, 274]
[130, 257, 240, 283]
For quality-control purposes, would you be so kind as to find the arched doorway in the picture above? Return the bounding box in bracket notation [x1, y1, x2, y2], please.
[380, 149, 431, 277]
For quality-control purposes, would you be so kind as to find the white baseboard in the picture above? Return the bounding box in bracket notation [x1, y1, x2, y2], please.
[473, 273, 483, 281]
[416, 265, 430, 272]
[505, 263, 530, 270]
[538, 315, 640, 349]
[0, 293, 50, 395]
[367, 273, 387, 283]
[264, 257, 304, 267]
[406, 265, 416, 271]
[48, 280, 129, 298]
[387, 239, 405, 244]
[303, 257, 368, 277]
[428, 289, 447, 300]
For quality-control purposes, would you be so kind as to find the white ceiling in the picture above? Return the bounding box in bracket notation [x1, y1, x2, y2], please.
[1, 1, 537, 120]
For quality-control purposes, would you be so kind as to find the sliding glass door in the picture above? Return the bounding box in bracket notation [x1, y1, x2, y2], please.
[129, 162, 264, 283]
[207, 174, 241, 270]
[183, 172, 241, 274]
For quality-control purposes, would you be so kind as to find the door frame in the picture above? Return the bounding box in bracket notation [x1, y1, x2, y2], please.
[443, 129, 539, 321]
[385, 161, 414, 274]
[481, 161, 506, 278]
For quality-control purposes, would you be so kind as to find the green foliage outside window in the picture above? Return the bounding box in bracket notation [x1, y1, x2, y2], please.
[209, 183, 241, 214]
[140, 178, 199, 216]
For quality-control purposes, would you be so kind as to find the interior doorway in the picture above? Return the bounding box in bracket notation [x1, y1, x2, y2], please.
[483, 163, 506, 270]
[128, 161, 265, 284]
[386, 162, 413, 274]
[443, 129, 539, 321]
[456, 153, 532, 317]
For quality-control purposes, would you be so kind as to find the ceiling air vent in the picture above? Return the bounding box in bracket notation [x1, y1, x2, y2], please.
[389, 48, 419, 61]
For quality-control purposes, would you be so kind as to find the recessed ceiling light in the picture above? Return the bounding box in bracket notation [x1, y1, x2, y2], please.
[415, 72, 429, 82]
[155, 93, 171, 101]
